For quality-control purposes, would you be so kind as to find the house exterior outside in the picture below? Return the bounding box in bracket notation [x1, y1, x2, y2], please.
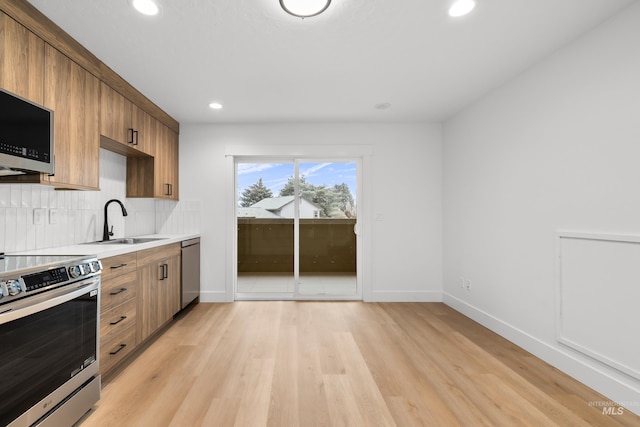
[240, 196, 322, 219]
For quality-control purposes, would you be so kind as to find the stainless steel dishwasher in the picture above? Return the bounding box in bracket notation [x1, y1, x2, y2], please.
[181, 238, 200, 309]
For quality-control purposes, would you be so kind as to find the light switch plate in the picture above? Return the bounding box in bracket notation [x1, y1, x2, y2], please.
[49, 209, 58, 224]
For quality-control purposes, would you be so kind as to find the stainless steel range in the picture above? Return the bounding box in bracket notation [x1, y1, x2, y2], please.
[0, 254, 102, 427]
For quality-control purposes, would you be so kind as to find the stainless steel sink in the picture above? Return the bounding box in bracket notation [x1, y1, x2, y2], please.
[86, 237, 167, 245]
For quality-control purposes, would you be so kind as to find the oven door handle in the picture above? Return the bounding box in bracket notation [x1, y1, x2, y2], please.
[0, 277, 100, 324]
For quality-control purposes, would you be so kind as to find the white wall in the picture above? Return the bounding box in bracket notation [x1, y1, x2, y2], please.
[443, 3, 640, 414]
[179, 122, 442, 302]
[0, 149, 200, 253]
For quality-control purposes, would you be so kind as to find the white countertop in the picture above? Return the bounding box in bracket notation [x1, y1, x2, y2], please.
[9, 233, 200, 259]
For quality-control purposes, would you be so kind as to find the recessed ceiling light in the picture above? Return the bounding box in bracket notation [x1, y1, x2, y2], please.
[133, 0, 159, 16]
[449, 0, 476, 17]
[209, 102, 223, 110]
[280, 0, 331, 18]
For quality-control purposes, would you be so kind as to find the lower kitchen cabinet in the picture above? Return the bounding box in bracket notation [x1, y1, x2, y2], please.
[136, 243, 181, 343]
[98, 243, 182, 376]
[99, 255, 138, 376]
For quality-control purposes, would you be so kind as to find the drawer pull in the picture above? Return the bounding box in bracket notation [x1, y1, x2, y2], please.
[109, 287, 128, 296]
[109, 344, 127, 355]
[110, 263, 128, 269]
[110, 316, 127, 325]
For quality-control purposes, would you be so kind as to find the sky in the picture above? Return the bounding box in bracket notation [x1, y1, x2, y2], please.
[237, 161, 357, 201]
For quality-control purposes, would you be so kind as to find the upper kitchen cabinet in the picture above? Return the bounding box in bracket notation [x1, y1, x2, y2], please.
[0, 11, 44, 104]
[100, 82, 152, 156]
[43, 45, 100, 190]
[0, 42, 100, 190]
[126, 121, 179, 201]
[155, 122, 179, 200]
[1, 0, 179, 193]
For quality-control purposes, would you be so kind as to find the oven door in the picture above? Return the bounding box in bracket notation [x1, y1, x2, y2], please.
[0, 277, 100, 427]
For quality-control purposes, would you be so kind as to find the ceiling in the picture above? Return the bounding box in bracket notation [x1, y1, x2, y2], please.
[26, 0, 635, 124]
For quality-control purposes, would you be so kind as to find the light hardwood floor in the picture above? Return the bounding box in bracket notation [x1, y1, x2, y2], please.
[78, 302, 640, 426]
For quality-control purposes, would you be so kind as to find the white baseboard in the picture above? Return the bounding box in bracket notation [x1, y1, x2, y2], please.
[443, 292, 640, 416]
[368, 290, 443, 302]
[199, 291, 230, 303]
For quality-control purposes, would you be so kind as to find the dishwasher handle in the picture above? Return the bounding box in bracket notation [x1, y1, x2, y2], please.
[181, 238, 200, 248]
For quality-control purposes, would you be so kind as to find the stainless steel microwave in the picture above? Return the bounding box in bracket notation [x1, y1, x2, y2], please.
[0, 88, 54, 176]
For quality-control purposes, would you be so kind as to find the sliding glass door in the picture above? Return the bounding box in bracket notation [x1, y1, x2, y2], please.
[297, 161, 357, 296]
[236, 161, 295, 297]
[235, 158, 359, 300]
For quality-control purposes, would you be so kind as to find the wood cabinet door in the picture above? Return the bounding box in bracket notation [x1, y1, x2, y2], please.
[101, 83, 153, 156]
[44, 45, 100, 190]
[0, 11, 44, 104]
[136, 254, 181, 343]
[164, 255, 181, 320]
[131, 104, 153, 155]
[100, 82, 133, 147]
[167, 128, 179, 200]
[136, 262, 160, 343]
[153, 122, 179, 200]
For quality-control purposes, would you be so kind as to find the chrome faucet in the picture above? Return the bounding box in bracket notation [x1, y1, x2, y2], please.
[103, 199, 128, 241]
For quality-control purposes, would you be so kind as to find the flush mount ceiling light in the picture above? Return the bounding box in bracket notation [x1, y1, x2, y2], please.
[280, 0, 332, 18]
[209, 102, 223, 110]
[449, 0, 476, 17]
[132, 0, 159, 16]
[375, 103, 392, 110]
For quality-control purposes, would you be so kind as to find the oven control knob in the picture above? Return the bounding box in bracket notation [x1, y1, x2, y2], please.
[6, 280, 21, 296]
[69, 265, 82, 278]
[90, 261, 102, 273]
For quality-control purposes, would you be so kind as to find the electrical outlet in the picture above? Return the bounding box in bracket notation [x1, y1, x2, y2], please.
[49, 209, 58, 224]
[465, 279, 471, 291]
[33, 208, 45, 225]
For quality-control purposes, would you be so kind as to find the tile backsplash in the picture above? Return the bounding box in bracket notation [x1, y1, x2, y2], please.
[0, 149, 200, 253]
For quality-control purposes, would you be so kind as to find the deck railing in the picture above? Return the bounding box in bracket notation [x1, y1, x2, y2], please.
[237, 218, 356, 273]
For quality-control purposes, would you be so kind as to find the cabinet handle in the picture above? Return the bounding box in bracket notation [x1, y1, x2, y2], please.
[165, 183, 171, 196]
[110, 316, 127, 325]
[159, 263, 169, 280]
[133, 130, 139, 146]
[109, 343, 127, 355]
[109, 287, 128, 296]
[110, 263, 128, 270]
[128, 128, 134, 144]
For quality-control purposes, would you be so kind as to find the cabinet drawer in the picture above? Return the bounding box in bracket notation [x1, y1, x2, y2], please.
[100, 253, 137, 280]
[101, 270, 137, 310]
[137, 243, 180, 266]
[100, 297, 137, 343]
[100, 325, 137, 374]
